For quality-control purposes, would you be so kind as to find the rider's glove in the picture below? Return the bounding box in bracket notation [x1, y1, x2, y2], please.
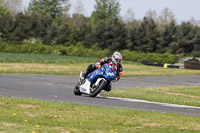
[116, 72, 122, 81]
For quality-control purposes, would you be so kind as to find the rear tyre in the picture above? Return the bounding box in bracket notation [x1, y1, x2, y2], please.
[74, 83, 82, 95]
[89, 80, 107, 97]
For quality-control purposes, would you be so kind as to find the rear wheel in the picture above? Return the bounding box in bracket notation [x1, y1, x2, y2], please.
[89, 80, 107, 97]
[74, 83, 82, 95]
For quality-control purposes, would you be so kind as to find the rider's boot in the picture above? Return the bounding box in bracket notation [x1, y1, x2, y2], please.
[79, 64, 97, 86]
[104, 84, 111, 92]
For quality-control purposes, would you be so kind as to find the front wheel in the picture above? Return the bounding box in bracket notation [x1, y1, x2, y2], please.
[89, 80, 107, 97]
[74, 83, 82, 95]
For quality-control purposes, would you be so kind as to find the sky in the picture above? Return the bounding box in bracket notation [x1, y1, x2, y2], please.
[24, 0, 200, 23]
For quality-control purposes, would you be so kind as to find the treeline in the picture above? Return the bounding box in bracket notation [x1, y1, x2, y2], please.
[0, 0, 200, 61]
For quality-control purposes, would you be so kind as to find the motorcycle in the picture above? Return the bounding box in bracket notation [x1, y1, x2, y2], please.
[74, 63, 117, 97]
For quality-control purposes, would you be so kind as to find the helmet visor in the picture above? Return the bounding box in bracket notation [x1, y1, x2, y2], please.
[116, 59, 121, 63]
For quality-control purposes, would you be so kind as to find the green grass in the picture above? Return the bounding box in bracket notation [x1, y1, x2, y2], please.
[102, 86, 200, 107]
[1, 52, 200, 76]
[1, 53, 200, 132]
[0, 52, 99, 64]
[1, 97, 200, 133]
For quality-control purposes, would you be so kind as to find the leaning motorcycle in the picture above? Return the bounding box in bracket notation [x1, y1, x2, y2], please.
[74, 63, 117, 97]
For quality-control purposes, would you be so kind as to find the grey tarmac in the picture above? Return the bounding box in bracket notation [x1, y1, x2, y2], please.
[1, 74, 200, 116]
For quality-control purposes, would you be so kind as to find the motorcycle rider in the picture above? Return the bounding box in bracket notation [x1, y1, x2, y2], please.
[81, 51, 123, 91]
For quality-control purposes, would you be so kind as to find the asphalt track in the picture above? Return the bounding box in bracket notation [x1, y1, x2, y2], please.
[1, 74, 200, 116]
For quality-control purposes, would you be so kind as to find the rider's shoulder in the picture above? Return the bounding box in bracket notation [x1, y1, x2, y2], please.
[102, 57, 112, 61]
[107, 57, 112, 61]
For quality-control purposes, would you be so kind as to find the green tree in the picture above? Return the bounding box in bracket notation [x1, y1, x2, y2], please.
[84, 0, 125, 51]
[84, 20, 127, 51]
[126, 25, 137, 51]
[156, 20, 177, 53]
[0, 6, 14, 41]
[9, 13, 53, 43]
[31, 14, 71, 45]
[169, 22, 196, 56]
[65, 26, 83, 46]
[11, 13, 31, 42]
[191, 29, 200, 57]
[89, 0, 120, 29]
[27, 0, 70, 19]
[0, 5, 8, 18]
[129, 17, 160, 53]
[70, 14, 89, 29]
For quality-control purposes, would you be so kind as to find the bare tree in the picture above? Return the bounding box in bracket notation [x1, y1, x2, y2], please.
[73, 0, 85, 15]
[123, 8, 135, 23]
[158, 7, 176, 25]
[145, 9, 157, 21]
[2, 0, 23, 15]
[70, 0, 88, 28]
[0, 0, 3, 6]
[61, 0, 71, 16]
[188, 17, 200, 26]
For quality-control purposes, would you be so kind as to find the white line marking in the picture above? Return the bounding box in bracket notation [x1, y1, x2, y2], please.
[107, 97, 200, 109]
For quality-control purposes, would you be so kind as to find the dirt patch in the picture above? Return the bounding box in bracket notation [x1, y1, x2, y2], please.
[53, 109, 72, 113]
[49, 115, 62, 118]
[179, 124, 200, 131]
[51, 127, 70, 133]
[18, 104, 40, 109]
[178, 121, 200, 131]
[135, 126, 143, 129]
[136, 118, 150, 122]
[24, 112, 36, 118]
[193, 124, 200, 130]
[143, 123, 165, 127]
[189, 124, 200, 130]
[51, 127, 64, 131]
[166, 92, 200, 99]
[179, 127, 189, 130]
[2, 122, 18, 127]
[135, 123, 165, 129]
[61, 131, 70, 133]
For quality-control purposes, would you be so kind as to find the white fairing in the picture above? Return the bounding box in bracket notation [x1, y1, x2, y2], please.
[94, 78, 106, 86]
[79, 78, 106, 94]
[80, 80, 91, 94]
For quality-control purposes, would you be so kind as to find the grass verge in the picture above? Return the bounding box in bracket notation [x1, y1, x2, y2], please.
[1, 53, 200, 76]
[1, 63, 200, 76]
[0, 52, 99, 65]
[1, 97, 200, 133]
[102, 86, 200, 107]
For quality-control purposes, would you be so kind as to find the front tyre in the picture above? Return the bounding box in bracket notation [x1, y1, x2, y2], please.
[74, 83, 82, 95]
[89, 80, 107, 97]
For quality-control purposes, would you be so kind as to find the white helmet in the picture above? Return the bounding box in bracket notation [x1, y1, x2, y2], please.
[112, 52, 122, 65]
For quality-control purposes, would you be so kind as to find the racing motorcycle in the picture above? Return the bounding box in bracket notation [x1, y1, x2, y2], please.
[74, 63, 117, 97]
